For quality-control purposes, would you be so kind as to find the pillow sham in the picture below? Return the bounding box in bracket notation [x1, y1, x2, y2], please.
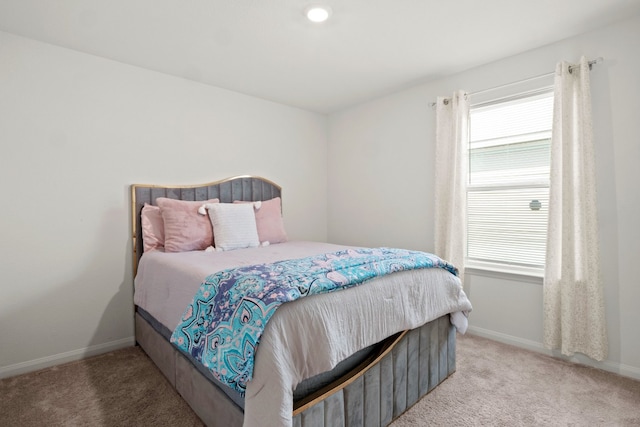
[205, 203, 260, 251]
[235, 197, 287, 244]
[141, 203, 164, 252]
[156, 197, 219, 252]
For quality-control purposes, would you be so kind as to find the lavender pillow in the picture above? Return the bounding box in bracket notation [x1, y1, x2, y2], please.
[156, 197, 219, 252]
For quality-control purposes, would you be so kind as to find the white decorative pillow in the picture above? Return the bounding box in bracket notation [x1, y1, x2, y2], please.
[205, 203, 260, 251]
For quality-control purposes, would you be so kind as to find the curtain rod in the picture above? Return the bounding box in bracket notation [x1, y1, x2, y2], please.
[430, 57, 603, 107]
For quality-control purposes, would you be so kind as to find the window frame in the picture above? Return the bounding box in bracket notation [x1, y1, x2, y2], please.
[465, 88, 554, 278]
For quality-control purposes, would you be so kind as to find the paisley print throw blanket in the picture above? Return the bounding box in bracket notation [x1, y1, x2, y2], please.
[170, 247, 458, 395]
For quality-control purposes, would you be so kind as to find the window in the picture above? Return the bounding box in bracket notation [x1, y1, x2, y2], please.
[467, 90, 553, 276]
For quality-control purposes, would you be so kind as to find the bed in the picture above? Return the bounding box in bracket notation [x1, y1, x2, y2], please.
[131, 175, 472, 427]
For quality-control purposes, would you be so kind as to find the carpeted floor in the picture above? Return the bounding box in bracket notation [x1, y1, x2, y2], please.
[390, 335, 640, 427]
[1, 334, 639, 426]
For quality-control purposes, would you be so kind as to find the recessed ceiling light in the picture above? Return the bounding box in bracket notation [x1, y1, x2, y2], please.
[305, 5, 332, 23]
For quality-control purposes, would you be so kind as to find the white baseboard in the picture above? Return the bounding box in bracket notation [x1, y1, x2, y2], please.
[467, 326, 640, 381]
[0, 336, 136, 379]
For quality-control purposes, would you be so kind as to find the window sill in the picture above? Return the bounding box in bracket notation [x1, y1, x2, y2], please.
[465, 261, 544, 285]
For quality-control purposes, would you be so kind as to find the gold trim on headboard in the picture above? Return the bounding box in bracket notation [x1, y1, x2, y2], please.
[130, 184, 139, 277]
[130, 175, 282, 277]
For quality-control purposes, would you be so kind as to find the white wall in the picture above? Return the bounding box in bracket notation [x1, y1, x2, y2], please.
[328, 15, 640, 378]
[0, 31, 328, 376]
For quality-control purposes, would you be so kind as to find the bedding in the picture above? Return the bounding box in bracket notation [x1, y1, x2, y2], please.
[134, 241, 472, 427]
[171, 247, 459, 395]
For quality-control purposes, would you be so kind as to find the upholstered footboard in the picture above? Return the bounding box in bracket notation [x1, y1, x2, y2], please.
[135, 312, 456, 427]
[292, 315, 455, 426]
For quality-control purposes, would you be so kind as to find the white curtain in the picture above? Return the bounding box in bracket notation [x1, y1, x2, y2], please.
[543, 56, 607, 361]
[434, 90, 469, 283]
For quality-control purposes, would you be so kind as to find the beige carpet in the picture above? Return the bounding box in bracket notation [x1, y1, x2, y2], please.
[390, 335, 640, 427]
[1, 335, 639, 426]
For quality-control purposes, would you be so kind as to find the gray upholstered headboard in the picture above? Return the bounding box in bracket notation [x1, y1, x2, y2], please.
[131, 175, 282, 275]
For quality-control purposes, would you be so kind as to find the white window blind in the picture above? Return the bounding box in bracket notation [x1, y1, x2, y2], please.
[467, 91, 553, 273]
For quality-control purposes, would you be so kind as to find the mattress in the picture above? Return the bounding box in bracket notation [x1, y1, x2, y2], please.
[134, 241, 472, 427]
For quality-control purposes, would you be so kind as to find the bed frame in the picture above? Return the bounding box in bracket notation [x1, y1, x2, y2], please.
[131, 175, 457, 426]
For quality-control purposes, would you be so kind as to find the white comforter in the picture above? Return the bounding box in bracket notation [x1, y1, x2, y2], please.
[134, 241, 472, 427]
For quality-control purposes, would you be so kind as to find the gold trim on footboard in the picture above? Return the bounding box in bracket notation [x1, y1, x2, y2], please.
[293, 331, 407, 415]
[292, 316, 456, 426]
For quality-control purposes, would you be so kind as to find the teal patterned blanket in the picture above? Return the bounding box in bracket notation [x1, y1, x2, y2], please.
[170, 247, 458, 395]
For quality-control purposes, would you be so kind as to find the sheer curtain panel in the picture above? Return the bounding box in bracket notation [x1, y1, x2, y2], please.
[434, 90, 469, 283]
[543, 57, 607, 361]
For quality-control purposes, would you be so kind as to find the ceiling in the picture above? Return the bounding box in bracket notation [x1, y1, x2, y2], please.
[1, 0, 639, 113]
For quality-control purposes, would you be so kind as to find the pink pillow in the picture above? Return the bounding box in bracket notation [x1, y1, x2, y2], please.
[156, 198, 219, 252]
[234, 197, 287, 244]
[141, 203, 164, 252]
